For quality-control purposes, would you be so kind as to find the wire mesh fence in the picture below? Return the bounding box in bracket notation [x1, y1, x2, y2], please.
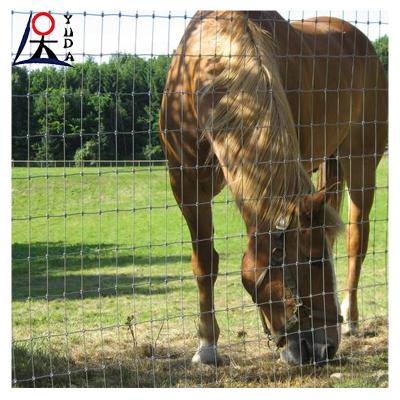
[11, 10, 388, 387]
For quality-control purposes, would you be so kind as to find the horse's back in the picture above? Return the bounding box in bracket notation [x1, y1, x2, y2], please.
[289, 16, 387, 96]
[284, 16, 387, 164]
[291, 17, 356, 35]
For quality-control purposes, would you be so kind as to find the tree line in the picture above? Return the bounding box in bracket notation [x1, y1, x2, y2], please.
[12, 54, 170, 163]
[12, 35, 388, 163]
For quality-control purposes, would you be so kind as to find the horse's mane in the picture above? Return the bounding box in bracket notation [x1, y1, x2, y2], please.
[200, 12, 315, 229]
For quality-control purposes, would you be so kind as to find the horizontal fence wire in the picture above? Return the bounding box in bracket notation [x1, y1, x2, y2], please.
[11, 10, 388, 388]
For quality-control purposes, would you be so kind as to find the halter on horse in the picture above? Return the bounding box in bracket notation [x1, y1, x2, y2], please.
[253, 221, 344, 347]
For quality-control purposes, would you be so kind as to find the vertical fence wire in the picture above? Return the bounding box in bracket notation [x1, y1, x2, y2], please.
[11, 10, 388, 388]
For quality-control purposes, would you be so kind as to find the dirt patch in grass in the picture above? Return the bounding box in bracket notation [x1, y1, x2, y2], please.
[12, 316, 388, 388]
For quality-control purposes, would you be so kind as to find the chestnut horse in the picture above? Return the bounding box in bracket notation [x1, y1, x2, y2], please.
[159, 11, 387, 365]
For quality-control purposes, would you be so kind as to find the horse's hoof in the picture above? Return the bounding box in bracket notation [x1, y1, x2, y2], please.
[342, 321, 358, 336]
[340, 298, 358, 336]
[192, 345, 229, 366]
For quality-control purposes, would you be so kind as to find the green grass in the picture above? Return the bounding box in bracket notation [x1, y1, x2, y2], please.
[11, 157, 388, 387]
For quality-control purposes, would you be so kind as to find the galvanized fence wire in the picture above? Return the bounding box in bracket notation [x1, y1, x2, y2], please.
[11, 10, 388, 387]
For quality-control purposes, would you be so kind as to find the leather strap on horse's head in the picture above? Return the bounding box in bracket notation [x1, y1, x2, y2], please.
[252, 224, 289, 305]
[253, 222, 343, 345]
[252, 225, 301, 344]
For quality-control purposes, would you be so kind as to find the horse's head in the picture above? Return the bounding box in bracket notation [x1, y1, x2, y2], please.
[241, 183, 343, 365]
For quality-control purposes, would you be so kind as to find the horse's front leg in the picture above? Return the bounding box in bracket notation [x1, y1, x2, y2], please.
[169, 170, 226, 365]
[190, 232, 223, 365]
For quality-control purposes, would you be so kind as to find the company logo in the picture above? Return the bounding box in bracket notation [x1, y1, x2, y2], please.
[13, 12, 74, 67]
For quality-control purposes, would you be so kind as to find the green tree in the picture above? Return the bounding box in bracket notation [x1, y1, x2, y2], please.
[74, 139, 98, 166]
[374, 35, 388, 74]
[12, 54, 171, 162]
[12, 67, 29, 160]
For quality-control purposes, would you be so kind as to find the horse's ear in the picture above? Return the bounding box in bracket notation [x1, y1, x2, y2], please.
[300, 180, 340, 217]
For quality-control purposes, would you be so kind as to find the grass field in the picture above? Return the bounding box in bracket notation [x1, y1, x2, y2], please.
[11, 156, 388, 387]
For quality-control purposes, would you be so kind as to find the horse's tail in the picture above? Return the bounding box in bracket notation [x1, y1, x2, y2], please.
[201, 13, 311, 227]
[316, 155, 345, 215]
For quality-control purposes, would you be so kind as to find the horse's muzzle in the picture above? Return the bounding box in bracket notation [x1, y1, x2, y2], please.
[280, 330, 338, 366]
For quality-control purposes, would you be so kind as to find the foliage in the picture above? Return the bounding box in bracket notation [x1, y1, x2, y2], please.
[12, 54, 171, 161]
[142, 143, 163, 160]
[74, 139, 98, 166]
[373, 35, 388, 74]
[12, 37, 388, 161]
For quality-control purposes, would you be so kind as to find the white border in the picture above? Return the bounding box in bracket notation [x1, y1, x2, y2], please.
[1, 0, 399, 398]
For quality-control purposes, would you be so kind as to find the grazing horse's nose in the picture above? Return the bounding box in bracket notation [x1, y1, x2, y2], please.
[280, 331, 338, 365]
[280, 337, 310, 365]
[318, 343, 337, 362]
[311, 341, 338, 364]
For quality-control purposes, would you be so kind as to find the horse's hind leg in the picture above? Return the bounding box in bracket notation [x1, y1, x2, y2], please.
[168, 168, 227, 365]
[339, 133, 385, 335]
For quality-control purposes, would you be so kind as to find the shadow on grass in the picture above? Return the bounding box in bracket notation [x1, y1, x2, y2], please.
[12, 242, 191, 268]
[13, 242, 193, 300]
